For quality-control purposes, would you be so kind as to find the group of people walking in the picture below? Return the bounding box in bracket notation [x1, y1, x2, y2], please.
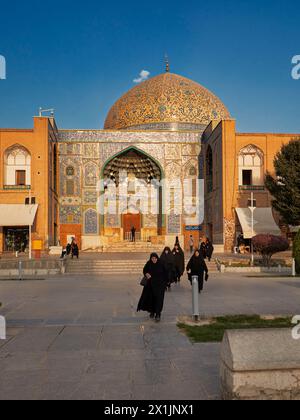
[137, 237, 214, 322]
[160, 244, 185, 290]
[189, 236, 214, 261]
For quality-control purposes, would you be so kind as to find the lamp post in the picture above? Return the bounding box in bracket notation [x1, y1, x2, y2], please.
[192, 276, 200, 322]
[29, 224, 32, 260]
[26, 190, 32, 260]
[248, 192, 256, 266]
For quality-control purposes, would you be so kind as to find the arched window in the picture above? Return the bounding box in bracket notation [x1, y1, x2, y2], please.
[238, 145, 264, 187]
[4, 145, 31, 187]
[206, 146, 213, 193]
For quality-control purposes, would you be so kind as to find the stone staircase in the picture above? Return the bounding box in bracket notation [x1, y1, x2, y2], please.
[65, 259, 146, 276]
[205, 260, 219, 274]
[65, 256, 219, 276]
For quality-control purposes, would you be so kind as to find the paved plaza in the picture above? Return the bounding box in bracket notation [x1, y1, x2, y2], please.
[0, 259, 299, 400]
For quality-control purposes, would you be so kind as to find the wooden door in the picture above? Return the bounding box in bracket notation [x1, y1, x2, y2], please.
[16, 170, 26, 186]
[122, 213, 141, 240]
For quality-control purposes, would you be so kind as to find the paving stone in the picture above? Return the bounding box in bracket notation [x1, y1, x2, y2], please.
[0, 269, 298, 400]
[70, 383, 106, 400]
[0, 327, 62, 353]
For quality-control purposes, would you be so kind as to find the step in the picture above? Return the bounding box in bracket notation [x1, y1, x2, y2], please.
[64, 258, 219, 274]
[66, 261, 218, 267]
[66, 268, 144, 271]
[66, 268, 142, 271]
[67, 262, 145, 266]
[66, 268, 219, 274]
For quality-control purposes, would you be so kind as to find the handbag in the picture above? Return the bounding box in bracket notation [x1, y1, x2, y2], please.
[140, 276, 148, 287]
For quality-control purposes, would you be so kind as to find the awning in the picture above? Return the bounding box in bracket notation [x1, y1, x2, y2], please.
[0, 204, 38, 227]
[236, 208, 281, 239]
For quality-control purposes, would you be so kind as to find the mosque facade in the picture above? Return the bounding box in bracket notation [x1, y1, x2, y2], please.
[0, 71, 298, 254]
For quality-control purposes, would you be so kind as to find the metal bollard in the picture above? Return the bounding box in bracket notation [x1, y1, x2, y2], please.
[0, 316, 6, 340]
[18, 261, 23, 281]
[192, 275, 200, 322]
[292, 258, 296, 277]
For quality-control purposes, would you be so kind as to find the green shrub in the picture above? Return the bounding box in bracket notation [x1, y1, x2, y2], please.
[293, 230, 300, 274]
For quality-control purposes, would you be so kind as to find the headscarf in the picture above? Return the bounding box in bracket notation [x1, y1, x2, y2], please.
[150, 253, 159, 260]
[188, 250, 205, 272]
[146, 253, 165, 279]
[160, 247, 174, 267]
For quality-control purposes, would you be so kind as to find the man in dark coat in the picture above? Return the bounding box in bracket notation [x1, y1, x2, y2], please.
[137, 253, 168, 322]
[199, 240, 207, 259]
[172, 244, 185, 283]
[160, 247, 177, 291]
[205, 239, 214, 262]
[131, 226, 136, 242]
[186, 250, 209, 293]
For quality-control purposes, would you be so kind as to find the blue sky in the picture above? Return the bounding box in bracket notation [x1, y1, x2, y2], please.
[0, 0, 299, 132]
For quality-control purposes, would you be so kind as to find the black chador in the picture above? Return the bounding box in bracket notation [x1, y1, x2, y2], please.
[160, 247, 177, 289]
[137, 253, 168, 321]
[172, 245, 185, 282]
[186, 251, 208, 293]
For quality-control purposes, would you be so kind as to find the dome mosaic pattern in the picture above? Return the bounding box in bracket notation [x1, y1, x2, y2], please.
[104, 72, 230, 131]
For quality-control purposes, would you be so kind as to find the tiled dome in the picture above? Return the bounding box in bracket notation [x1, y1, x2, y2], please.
[104, 72, 230, 131]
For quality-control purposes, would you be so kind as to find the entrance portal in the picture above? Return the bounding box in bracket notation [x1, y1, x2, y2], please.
[122, 213, 141, 241]
[102, 147, 163, 242]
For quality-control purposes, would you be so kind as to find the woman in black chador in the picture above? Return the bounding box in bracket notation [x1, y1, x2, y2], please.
[160, 247, 176, 291]
[172, 244, 185, 283]
[137, 253, 167, 322]
[205, 238, 214, 262]
[71, 240, 79, 259]
[199, 240, 207, 259]
[186, 250, 209, 294]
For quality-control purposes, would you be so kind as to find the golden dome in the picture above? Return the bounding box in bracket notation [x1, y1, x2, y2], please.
[104, 72, 230, 131]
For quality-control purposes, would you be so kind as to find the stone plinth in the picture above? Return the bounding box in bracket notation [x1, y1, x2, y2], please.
[220, 329, 300, 400]
[49, 246, 63, 256]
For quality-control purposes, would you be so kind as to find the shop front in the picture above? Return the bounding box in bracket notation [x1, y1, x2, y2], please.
[0, 204, 38, 253]
[4, 227, 29, 252]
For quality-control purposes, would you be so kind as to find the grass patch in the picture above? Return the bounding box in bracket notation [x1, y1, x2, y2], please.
[246, 275, 300, 278]
[178, 315, 293, 343]
[219, 259, 291, 268]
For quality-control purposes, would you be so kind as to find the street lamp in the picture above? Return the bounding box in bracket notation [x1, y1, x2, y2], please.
[39, 107, 55, 117]
[248, 192, 256, 266]
[26, 190, 33, 260]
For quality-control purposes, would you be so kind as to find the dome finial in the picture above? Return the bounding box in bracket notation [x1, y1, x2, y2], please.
[164, 54, 170, 73]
